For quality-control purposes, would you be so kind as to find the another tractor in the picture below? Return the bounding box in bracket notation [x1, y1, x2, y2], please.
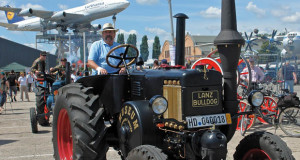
[52, 0, 294, 159]
[30, 62, 71, 133]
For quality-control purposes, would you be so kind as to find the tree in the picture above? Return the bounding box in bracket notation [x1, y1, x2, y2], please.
[126, 34, 137, 57]
[117, 33, 125, 44]
[140, 35, 149, 61]
[152, 36, 161, 59]
[258, 41, 280, 63]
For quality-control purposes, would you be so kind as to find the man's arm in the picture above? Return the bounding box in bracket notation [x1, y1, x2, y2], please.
[88, 60, 108, 75]
[293, 71, 297, 84]
[31, 60, 38, 73]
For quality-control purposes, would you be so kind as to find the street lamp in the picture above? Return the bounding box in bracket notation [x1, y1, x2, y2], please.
[112, 15, 116, 28]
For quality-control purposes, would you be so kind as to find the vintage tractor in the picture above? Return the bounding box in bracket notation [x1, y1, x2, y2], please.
[30, 62, 71, 133]
[52, 0, 294, 159]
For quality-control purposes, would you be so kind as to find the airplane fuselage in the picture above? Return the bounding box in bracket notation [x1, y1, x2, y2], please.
[6, 0, 129, 32]
[282, 32, 300, 55]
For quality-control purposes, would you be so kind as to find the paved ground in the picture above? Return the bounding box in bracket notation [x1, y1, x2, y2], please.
[0, 87, 300, 160]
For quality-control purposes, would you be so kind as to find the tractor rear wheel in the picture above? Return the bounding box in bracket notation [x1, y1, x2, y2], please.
[126, 145, 167, 160]
[52, 83, 108, 160]
[233, 131, 294, 160]
[35, 86, 49, 126]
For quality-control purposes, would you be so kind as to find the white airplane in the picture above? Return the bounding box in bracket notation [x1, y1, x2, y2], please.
[0, 0, 129, 33]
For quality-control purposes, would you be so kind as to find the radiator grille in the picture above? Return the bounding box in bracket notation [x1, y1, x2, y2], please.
[132, 81, 142, 96]
[163, 85, 182, 121]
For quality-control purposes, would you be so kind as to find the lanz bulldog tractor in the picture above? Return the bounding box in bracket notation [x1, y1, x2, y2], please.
[52, 0, 294, 159]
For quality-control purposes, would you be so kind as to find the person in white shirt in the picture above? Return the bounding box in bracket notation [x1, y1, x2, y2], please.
[18, 72, 29, 101]
[26, 71, 34, 92]
[241, 57, 265, 90]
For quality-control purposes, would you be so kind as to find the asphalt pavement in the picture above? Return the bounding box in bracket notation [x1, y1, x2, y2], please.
[0, 87, 300, 160]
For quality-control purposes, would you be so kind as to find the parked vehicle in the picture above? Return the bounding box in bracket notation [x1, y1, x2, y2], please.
[30, 63, 71, 133]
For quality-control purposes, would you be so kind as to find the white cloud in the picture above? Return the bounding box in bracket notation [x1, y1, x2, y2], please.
[281, 12, 300, 23]
[0, 12, 6, 22]
[119, 29, 138, 39]
[246, 2, 266, 18]
[271, 6, 290, 17]
[200, 7, 221, 19]
[58, 4, 68, 10]
[20, 3, 45, 10]
[136, 0, 159, 5]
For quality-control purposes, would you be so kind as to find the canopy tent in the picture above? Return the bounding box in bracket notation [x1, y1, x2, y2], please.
[0, 62, 29, 72]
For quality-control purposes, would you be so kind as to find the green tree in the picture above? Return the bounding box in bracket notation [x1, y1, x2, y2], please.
[140, 35, 149, 61]
[126, 34, 137, 57]
[258, 41, 280, 63]
[152, 36, 161, 59]
[117, 33, 125, 44]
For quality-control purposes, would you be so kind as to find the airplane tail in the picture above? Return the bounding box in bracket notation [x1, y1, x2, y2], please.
[4, 5, 24, 24]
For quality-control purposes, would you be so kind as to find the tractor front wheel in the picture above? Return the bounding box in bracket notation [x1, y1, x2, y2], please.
[126, 145, 167, 160]
[52, 83, 108, 160]
[234, 131, 294, 160]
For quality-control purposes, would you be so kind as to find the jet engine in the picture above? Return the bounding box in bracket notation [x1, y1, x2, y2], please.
[51, 11, 66, 20]
[91, 24, 101, 31]
[18, 8, 33, 17]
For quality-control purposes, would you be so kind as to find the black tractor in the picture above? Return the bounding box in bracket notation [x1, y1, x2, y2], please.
[52, 0, 294, 159]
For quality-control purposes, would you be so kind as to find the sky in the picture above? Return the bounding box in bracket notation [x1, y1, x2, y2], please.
[1, 0, 300, 59]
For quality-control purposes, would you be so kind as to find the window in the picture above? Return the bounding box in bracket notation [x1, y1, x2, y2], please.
[165, 50, 170, 58]
[185, 46, 191, 55]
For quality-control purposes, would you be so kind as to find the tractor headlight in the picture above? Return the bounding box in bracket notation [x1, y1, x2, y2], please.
[150, 95, 168, 115]
[248, 91, 264, 107]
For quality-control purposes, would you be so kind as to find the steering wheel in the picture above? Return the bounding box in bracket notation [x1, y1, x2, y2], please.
[106, 44, 139, 68]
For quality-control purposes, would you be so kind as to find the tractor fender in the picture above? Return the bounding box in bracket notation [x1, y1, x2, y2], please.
[118, 100, 164, 157]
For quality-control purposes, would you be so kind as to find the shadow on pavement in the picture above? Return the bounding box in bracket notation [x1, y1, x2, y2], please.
[0, 139, 18, 146]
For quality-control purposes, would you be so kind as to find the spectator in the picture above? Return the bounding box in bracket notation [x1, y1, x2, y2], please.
[7, 70, 18, 102]
[18, 72, 29, 102]
[185, 59, 191, 69]
[240, 57, 265, 90]
[26, 71, 34, 92]
[279, 61, 297, 93]
[153, 60, 159, 69]
[0, 72, 9, 113]
[88, 23, 126, 75]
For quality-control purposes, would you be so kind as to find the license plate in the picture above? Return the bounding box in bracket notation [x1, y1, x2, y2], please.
[186, 113, 232, 128]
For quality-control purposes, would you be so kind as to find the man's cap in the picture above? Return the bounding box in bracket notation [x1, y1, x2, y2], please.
[0, 72, 4, 75]
[11, 70, 14, 73]
[101, 23, 119, 33]
[40, 51, 47, 56]
[61, 58, 67, 61]
[161, 59, 168, 64]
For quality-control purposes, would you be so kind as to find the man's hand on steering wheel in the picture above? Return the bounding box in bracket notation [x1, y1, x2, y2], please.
[97, 67, 108, 75]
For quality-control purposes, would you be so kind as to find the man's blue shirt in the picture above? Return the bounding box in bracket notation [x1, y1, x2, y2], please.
[88, 39, 125, 75]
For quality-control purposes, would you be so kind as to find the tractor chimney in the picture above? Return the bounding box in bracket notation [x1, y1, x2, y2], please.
[214, 0, 245, 142]
[174, 13, 188, 66]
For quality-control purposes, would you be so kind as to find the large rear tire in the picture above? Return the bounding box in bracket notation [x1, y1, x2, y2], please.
[126, 145, 167, 160]
[35, 86, 49, 126]
[30, 107, 38, 133]
[52, 83, 109, 160]
[233, 131, 295, 160]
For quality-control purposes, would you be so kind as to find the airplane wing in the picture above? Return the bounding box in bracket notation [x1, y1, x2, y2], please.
[25, 10, 54, 19]
[0, 6, 21, 13]
[0, 22, 17, 28]
[50, 12, 85, 22]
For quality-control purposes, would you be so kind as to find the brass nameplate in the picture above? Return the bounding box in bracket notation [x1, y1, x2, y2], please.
[192, 90, 219, 107]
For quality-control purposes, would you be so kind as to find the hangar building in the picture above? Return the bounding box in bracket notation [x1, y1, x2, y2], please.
[0, 37, 57, 71]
